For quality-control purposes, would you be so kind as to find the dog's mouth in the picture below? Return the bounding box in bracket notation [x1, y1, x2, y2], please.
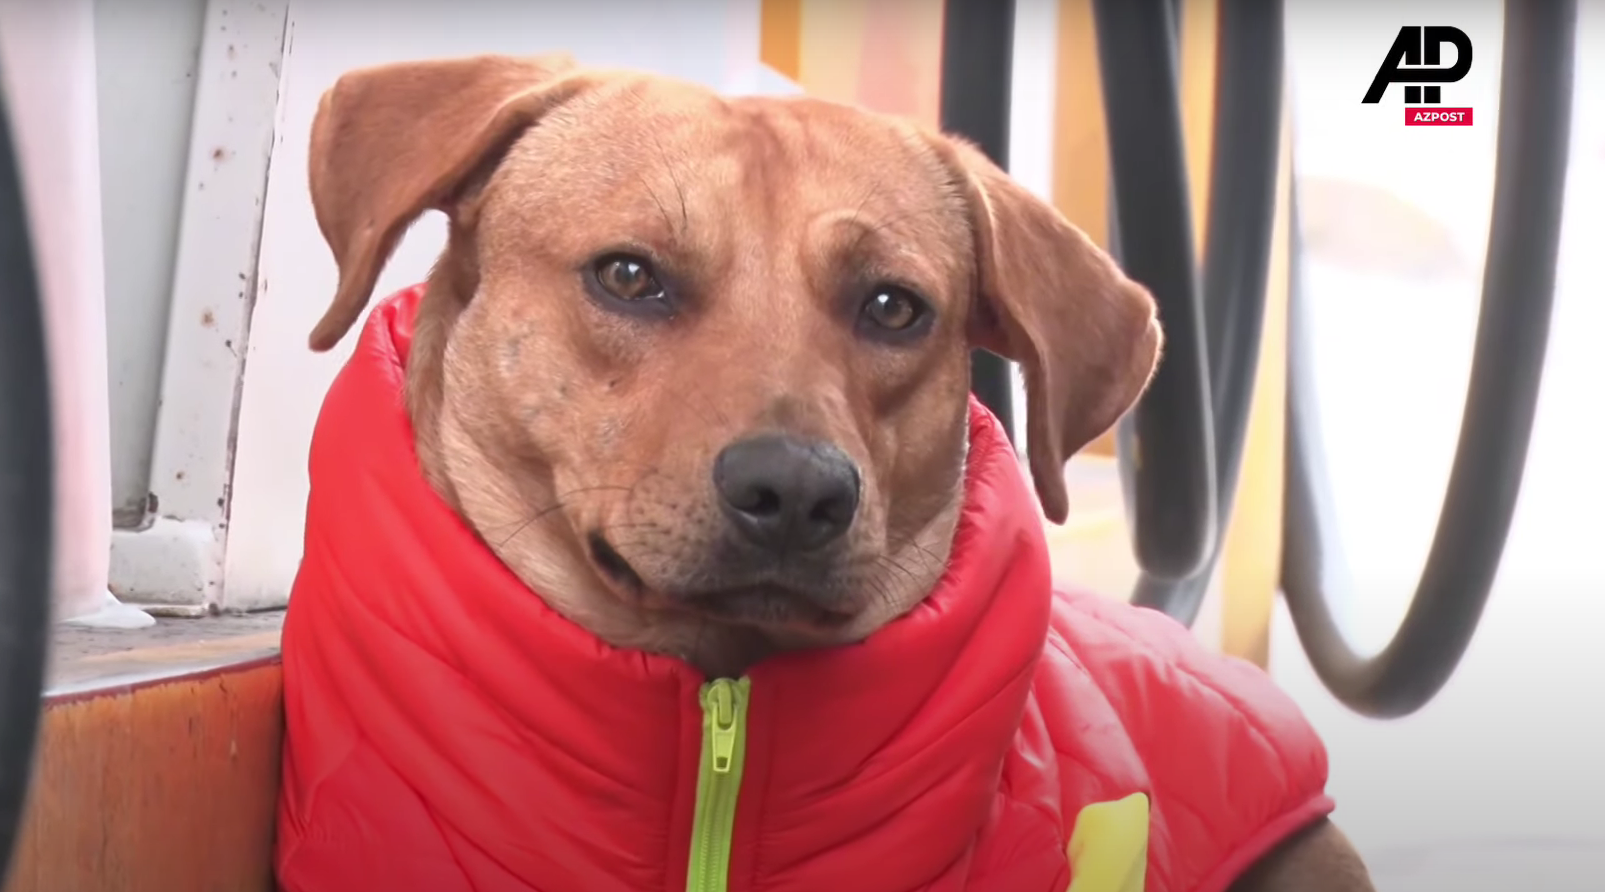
[588, 533, 645, 592]
[587, 533, 856, 631]
[679, 585, 857, 629]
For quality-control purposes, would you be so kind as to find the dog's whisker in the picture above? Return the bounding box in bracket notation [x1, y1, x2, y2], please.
[858, 572, 897, 615]
[487, 483, 637, 549]
[620, 466, 670, 531]
[661, 384, 722, 430]
[870, 554, 923, 588]
[493, 504, 572, 550]
[682, 385, 730, 430]
[887, 532, 947, 566]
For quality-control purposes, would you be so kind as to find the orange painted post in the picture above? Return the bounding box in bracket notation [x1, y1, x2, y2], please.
[759, 0, 803, 82]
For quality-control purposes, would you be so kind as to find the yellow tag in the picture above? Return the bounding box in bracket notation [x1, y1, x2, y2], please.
[1065, 793, 1149, 892]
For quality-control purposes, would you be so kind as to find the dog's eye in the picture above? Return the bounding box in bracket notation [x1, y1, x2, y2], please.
[859, 286, 929, 335]
[593, 254, 665, 302]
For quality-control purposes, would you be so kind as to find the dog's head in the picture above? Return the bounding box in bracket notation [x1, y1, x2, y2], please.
[305, 54, 1160, 670]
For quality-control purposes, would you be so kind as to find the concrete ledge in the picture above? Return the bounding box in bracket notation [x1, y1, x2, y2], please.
[109, 517, 224, 608]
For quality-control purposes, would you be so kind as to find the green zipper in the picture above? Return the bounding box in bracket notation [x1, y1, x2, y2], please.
[685, 676, 750, 892]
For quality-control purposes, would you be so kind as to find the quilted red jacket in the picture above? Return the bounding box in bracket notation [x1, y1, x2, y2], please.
[276, 285, 1333, 892]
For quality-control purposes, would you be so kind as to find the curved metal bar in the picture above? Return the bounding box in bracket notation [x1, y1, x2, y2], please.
[1281, 0, 1576, 718]
[0, 92, 55, 881]
[1091, 0, 1218, 581]
[1124, 0, 1285, 623]
[938, 0, 1019, 444]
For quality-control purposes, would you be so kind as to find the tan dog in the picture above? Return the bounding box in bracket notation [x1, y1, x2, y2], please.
[301, 53, 1373, 892]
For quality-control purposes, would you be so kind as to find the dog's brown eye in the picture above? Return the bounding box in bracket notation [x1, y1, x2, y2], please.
[594, 255, 664, 301]
[861, 287, 927, 333]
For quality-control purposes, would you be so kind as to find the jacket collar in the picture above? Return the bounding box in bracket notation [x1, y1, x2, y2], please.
[299, 284, 1056, 884]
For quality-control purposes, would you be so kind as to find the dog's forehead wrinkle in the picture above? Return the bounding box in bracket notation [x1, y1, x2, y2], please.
[729, 96, 941, 195]
[493, 86, 726, 195]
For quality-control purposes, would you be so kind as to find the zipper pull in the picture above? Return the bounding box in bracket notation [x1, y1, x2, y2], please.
[708, 679, 739, 775]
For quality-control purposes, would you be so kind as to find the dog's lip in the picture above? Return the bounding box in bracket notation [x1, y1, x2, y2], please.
[679, 584, 858, 629]
[586, 531, 856, 630]
[587, 532, 645, 592]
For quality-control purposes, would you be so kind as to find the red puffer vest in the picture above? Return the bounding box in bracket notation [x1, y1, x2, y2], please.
[276, 286, 1333, 892]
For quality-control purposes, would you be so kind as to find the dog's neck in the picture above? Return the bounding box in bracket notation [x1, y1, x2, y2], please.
[404, 230, 474, 509]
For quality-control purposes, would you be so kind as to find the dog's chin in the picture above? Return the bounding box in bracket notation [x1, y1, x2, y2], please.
[584, 533, 860, 638]
[674, 584, 859, 634]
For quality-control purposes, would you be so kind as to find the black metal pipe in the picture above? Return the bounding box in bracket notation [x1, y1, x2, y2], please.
[1092, 0, 1218, 581]
[1128, 0, 1285, 623]
[1281, 0, 1576, 718]
[938, 0, 1018, 444]
[0, 91, 54, 883]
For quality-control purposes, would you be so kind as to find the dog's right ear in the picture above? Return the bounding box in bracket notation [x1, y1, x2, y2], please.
[922, 133, 1162, 524]
[305, 53, 588, 351]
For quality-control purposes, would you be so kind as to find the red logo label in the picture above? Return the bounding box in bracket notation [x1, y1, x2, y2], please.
[1404, 107, 1474, 126]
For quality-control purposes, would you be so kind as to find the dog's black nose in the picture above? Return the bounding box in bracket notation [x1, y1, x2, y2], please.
[713, 435, 861, 553]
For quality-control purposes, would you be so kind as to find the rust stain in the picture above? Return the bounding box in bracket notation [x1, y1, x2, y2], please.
[201, 308, 216, 327]
[4, 664, 282, 892]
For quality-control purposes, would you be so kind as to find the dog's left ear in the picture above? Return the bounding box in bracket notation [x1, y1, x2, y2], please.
[304, 53, 591, 351]
[925, 134, 1162, 524]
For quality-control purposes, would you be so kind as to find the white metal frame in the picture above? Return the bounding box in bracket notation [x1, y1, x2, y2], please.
[108, 0, 290, 613]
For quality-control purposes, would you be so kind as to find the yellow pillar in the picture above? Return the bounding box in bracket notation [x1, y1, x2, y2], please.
[759, 0, 803, 83]
[1050, 0, 1111, 250]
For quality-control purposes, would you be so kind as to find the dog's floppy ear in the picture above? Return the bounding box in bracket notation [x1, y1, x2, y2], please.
[927, 134, 1162, 524]
[305, 53, 588, 351]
